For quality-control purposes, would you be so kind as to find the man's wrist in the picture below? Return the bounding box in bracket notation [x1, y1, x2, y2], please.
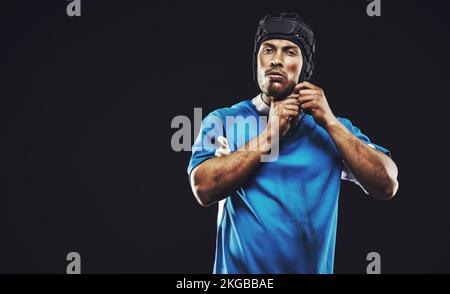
[323, 117, 342, 133]
[258, 130, 274, 154]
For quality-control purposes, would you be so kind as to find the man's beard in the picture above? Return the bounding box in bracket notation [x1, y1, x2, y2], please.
[267, 82, 296, 101]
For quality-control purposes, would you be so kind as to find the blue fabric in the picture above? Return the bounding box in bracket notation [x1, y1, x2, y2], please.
[187, 99, 390, 274]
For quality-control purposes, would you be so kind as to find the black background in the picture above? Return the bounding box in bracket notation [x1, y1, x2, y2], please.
[2, 0, 449, 273]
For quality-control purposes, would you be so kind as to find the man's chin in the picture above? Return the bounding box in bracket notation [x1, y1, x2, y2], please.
[267, 84, 292, 100]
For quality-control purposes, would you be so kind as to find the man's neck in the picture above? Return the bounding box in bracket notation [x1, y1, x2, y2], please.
[261, 92, 272, 106]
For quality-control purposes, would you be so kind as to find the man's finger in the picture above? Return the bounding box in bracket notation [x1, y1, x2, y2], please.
[300, 100, 317, 111]
[298, 89, 321, 96]
[299, 81, 320, 90]
[282, 109, 300, 117]
[278, 97, 299, 105]
[283, 104, 300, 112]
[293, 81, 320, 92]
[298, 95, 318, 104]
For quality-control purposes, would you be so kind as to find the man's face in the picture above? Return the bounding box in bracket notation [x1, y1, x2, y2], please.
[257, 39, 303, 100]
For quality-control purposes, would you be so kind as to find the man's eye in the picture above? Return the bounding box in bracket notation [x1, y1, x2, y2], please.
[263, 48, 272, 54]
[287, 50, 297, 56]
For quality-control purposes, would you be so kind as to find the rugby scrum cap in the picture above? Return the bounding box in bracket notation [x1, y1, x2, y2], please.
[253, 12, 316, 84]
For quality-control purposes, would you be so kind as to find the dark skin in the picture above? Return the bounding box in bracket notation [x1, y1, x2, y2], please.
[190, 39, 399, 207]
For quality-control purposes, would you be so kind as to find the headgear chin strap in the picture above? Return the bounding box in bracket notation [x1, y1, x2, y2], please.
[253, 12, 316, 85]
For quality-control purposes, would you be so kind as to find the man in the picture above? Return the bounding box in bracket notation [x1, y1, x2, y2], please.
[187, 12, 399, 274]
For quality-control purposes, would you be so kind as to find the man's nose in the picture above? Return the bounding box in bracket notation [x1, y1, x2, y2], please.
[270, 51, 283, 68]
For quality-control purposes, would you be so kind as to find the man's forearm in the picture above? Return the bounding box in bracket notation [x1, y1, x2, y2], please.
[325, 119, 399, 200]
[190, 131, 272, 206]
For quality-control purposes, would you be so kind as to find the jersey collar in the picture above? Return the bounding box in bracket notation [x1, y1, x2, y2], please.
[251, 93, 305, 120]
[251, 93, 270, 115]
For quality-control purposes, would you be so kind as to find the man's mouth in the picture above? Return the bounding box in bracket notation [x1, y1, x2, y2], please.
[266, 71, 286, 81]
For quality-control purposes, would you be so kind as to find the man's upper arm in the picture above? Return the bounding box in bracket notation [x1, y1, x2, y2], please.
[187, 113, 225, 178]
[338, 117, 392, 194]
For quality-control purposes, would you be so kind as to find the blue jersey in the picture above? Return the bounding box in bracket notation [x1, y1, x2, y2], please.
[187, 96, 390, 274]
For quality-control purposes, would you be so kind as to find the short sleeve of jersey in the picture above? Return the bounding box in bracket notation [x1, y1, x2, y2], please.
[187, 112, 225, 177]
[338, 117, 391, 158]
